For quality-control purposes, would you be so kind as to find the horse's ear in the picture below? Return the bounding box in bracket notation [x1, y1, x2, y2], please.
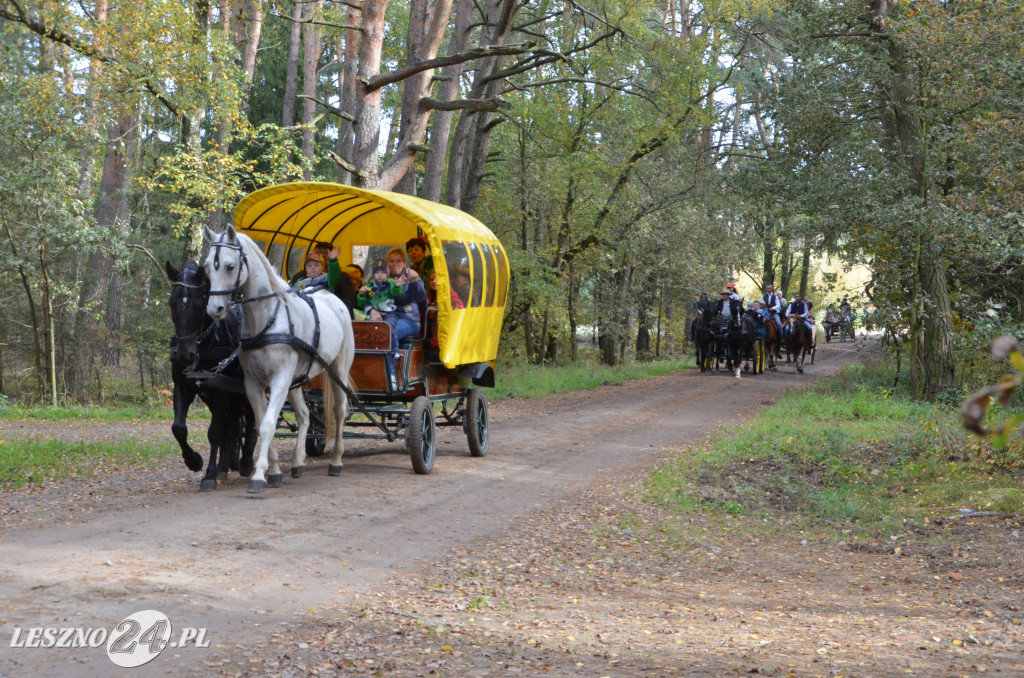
[165, 261, 179, 283]
[203, 226, 219, 245]
[226, 224, 238, 242]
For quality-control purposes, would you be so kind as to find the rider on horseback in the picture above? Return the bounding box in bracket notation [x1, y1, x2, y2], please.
[783, 292, 813, 340]
[760, 283, 784, 335]
[695, 290, 714, 314]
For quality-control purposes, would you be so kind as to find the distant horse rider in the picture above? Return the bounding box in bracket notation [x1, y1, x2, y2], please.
[783, 292, 813, 340]
[695, 290, 714, 314]
[760, 283, 784, 335]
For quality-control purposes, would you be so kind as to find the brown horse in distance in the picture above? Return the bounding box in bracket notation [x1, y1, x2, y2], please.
[786, 314, 813, 374]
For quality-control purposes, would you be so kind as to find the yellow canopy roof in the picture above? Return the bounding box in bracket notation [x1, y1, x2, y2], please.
[233, 182, 502, 257]
[233, 182, 507, 369]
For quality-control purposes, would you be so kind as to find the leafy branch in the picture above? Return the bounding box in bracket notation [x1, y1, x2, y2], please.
[961, 335, 1024, 448]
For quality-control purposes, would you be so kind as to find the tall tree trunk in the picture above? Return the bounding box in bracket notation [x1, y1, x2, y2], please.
[445, 0, 515, 209]
[237, 0, 265, 117]
[761, 214, 775, 288]
[72, 109, 134, 398]
[350, 0, 388, 183]
[421, 0, 473, 202]
[282, 0, 304, 127]
[301, 0, 324, 179]
[336, 0, 361, 183]
[873, 0, 955, 398]
[798, 245, 811, 297]
[567, 261, 578, 362]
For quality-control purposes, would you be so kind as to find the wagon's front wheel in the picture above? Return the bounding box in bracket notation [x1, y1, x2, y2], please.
[407, 396, 436, 475]
[465, 389, 489, 457]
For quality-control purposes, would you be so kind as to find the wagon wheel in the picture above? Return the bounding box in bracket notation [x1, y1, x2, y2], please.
[305, 394, 327, 457]
[305, 429, 326, 457]
[464, 388, 490, 457]
[407, 396, 436, 474]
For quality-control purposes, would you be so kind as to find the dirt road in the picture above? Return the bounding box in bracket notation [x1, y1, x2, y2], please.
[0, 341, 911, 677]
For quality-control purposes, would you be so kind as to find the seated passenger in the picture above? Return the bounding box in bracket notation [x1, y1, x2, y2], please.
[426, 268, 464, 352]
[360, 248, 427, 354]
[356, 260, 403, 349]
[406, 237, 434, 278]
[294, 252, 328, 291]
[325, 249, 361, 319]
[450, 264, 478, 307]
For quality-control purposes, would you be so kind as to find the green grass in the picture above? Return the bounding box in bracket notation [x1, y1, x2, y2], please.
[0, 438, 179, 488]
[0, 403, 181, 421]
[647, 356, 1024, 539]
[491, 357, 690, 400]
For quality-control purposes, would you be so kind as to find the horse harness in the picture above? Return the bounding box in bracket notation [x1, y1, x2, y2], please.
[207, 239, 322, 390]
[205, 237, 391, 437]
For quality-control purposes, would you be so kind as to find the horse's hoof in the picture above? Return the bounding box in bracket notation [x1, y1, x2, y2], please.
[328, 464, 343, 477]
[184, 451, 203, 473]
[291, 465, 305, 478]
[217, 471, 228, 484]
[247, 479, 267, 494]
[200, 478, 218, 492]
[267, 473, 283, 488]
[239, 458, 254, 478]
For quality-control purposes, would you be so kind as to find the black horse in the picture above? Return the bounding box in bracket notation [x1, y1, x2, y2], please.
[710, 312, 745, 376]
[166, 261, 256, 491]
[690, 306, 717, 374]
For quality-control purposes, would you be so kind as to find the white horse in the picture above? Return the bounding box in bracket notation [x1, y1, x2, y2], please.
[203, 225, 354, 494]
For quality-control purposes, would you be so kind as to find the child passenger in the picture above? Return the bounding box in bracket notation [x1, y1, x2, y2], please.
[294, 252, 328, 291]
[356, 260, 403, 343]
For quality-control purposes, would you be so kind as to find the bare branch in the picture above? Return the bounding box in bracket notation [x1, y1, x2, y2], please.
[268, 11, 360, 30]
[421, 97, 505, 112]
[360, 42, 536, 92]
[327, 151, 368, 178]
[127, 245, 170, 288]
[502, 76, 654, 105]
[297, 94, 356, 122]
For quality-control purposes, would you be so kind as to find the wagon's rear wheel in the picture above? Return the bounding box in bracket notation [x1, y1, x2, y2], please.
[465, 389, 489, 457]
[407, 396, 436, 475]
[306, 429, 326, 457]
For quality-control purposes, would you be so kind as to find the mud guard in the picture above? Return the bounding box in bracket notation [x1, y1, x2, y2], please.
[458, 362, 494, 388]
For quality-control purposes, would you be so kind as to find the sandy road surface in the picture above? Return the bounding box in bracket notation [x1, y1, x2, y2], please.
[0, 342, 867, 677]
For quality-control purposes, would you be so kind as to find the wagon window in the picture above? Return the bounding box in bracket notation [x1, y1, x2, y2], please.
[482, 244, 497, 307]
[492, 246, 509, 308]
[442, 240, 474, 307]
[468, 242, 485, 308]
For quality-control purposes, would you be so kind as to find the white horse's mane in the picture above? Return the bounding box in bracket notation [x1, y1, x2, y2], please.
[231, 230, 291, 296]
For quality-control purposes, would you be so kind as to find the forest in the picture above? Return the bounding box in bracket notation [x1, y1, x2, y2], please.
[0, 0, 1022, 405]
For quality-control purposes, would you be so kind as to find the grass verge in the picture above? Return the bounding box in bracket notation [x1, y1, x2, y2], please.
[492, 357, 690, 400]
[0, 438, 179, 489]
[647, 356, 1024, 540]
[0, 403, 181, 422]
